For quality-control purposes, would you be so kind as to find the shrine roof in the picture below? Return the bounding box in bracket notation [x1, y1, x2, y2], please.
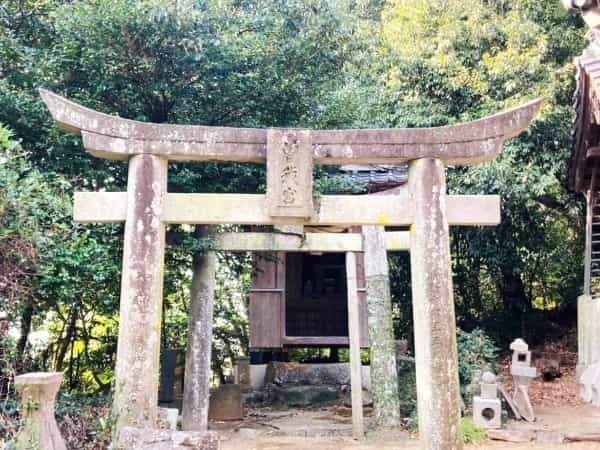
[570, 36, 600, 192]
[40, 89, 541, 166]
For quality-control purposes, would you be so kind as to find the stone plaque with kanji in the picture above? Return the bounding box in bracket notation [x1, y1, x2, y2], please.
[266, 129, 313, 218]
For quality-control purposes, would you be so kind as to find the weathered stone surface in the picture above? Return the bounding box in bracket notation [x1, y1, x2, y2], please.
[113, 154, 167, 437]
[409, 158, 462, 450]
[266, 361, 367, 387]
[362, 225, 401, 429]
[208, 384, 243, 421]
[510, 338, 531, 366]
[472, 396, 501, 429]
[266, 129, 313, 218]
[234, 357, 250, 386]
[249, 364, 267, 390]
[157, 408, 179, 431]
[40, 89, 541, 166]
[119, 427, 219, 450]
[14, 372, 66, 450]
[182, 225, 216, 432]
[215, 231, 411, 252]
[342, 389, 373, 408]
[73, 191, 502, 227]
[487, 429, 535, 443]
[267, 384, 339, 407]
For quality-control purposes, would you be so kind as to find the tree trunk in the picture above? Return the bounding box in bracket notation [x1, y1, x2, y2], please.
[16, 303, 33, 359]
[182, 225, 217, 432]
[362, 225, 401, 428]
[55, 307, 77, 372]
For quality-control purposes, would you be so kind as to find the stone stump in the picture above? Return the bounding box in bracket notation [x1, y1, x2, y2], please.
[14, 372, 66, 450]
[208, 384, 243, 421]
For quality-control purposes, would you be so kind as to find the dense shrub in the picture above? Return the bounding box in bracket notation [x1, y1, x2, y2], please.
[397, 328, 499, 418]
[456, 328, 499, 388]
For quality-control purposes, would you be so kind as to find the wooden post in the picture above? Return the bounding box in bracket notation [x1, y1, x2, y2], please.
[362, 225, 401, 428]
[182, 226, 217, 431]
[113, 154, 167, 438]
[408, 158, 462, 450]
[584, 166, 597, 296]
[346, 251, 364, 439]
[585, 189, 594, 296]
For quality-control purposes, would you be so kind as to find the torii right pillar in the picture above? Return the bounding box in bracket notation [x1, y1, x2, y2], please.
[409, 158, 462, 450]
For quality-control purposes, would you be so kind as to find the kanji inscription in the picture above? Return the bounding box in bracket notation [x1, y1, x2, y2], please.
[266, 129, 313, 218]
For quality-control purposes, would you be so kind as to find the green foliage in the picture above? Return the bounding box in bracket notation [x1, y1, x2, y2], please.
[460, 417, 486, 444]
[0, 2, 592, 441]
[457, 328, 499, 388]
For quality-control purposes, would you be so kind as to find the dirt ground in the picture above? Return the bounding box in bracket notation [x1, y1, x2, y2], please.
[217, 341, 600, 449]
[214, 404, 600, 450]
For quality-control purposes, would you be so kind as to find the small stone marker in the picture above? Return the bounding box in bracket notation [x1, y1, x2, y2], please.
[234, 357, 251, 387]
[472, 371, 501, 429]
[14, 372, 66, 450]
[158, 407, 179, 431]
[509, 338, 537, 422]
[208, 384, 243, 421]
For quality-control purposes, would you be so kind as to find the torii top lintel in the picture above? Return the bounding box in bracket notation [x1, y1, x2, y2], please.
[40, 89, 541, 166]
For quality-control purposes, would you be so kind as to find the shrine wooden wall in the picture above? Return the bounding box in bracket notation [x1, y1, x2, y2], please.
[249, 252, 369, 350]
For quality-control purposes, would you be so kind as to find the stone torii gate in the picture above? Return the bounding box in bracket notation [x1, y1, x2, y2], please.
[40, 89, 540, 449]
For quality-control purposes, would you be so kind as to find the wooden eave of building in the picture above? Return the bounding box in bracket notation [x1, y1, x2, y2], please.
[569, 51, 600, 192]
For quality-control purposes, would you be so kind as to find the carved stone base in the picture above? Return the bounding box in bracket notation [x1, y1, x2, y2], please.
[14, 372, 66, 450]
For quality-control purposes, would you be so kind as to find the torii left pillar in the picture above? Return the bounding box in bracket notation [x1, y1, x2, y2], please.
[113, 154, 167, 437]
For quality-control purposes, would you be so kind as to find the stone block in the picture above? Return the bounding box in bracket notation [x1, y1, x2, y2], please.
[510, 364, 536, 379]
[157, 407, 179, 431]
[269, 384, 339, 407]
[472, 396, 501, 429]
[14, 372, 66, 450]
[119, 427, 219, 449]
[510, 338, 532, 366]
[265, 361, 370, 388]
[480, 383, 497, 399]
[234, 357, 250, 386]
[249, 364, 267, 390]
[209, 384, 243, 421]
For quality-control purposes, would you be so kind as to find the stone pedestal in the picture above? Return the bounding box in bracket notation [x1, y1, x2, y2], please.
[473, 397, 501, 429]
[472, 372, 501, 429]
[14, 372, 66, 450]
[578, 295, 600, 377]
